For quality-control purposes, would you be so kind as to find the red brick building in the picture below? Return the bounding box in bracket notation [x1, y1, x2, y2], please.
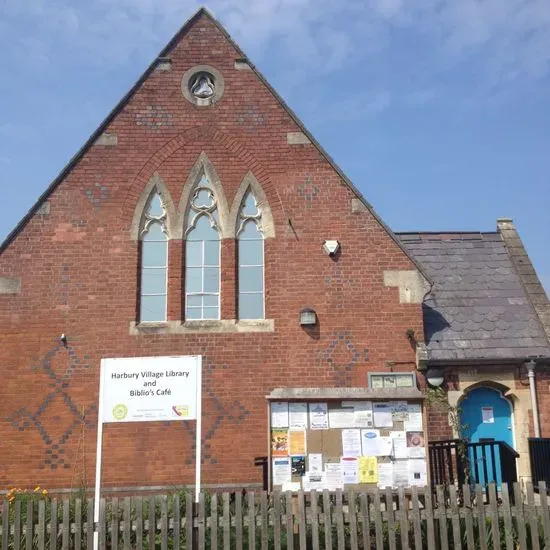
[1, 8, 548, 492]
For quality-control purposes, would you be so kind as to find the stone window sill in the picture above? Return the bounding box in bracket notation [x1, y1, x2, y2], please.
[130, 319, 274, 335]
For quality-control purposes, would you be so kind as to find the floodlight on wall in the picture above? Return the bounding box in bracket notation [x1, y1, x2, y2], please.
[426, 368, 445, 388]
[300, 308, 317, 326]
[323, 240, 340, 256]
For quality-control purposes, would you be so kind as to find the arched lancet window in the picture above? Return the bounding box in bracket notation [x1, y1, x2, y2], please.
[185, 174, 221, 320]
[238, 192, 264, 319]
[140, 192, 168, 322]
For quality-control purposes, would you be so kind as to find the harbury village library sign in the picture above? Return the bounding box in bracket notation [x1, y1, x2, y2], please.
[93, 356, 202, 550]
[100, 356, 200, 422]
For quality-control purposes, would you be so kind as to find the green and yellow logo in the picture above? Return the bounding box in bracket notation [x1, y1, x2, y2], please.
[112, 404, 128, 420]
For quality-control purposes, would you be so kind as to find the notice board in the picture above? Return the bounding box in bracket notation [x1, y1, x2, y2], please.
[269, 396, 427, 491]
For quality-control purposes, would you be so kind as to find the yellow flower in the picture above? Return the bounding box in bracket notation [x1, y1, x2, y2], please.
[42, 489, 48, 495]
[34, 486, 41, 492]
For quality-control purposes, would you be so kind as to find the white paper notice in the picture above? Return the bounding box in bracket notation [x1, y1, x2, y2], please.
[391, 431, 408, 459]
[342, 428, 362, 457]
[289, 402, 308, 429]
[404, 404, 423, 431]
[378, 436, 394, 457]
[329, 408, 355, 428]
[302, 472, 326, 491]
[272, 458, 292, 486]
[378, 463, 394, 489]
[341, 457, 359, 484]
[309, 453, 323, 473]
[408, 446, 426, 459]
[309, 403, 329, 430]
[373, 403, 393, 428]
[409, 459, 428, 486]
[482, 406, 495, 424]
[354, 402, 374, 428]
[271, 402, 289, 428]
[325, 463, 344, 490]
[361, 429, 381, 456]
[392, 401, 409, 421]
[393, 460, 409, 487]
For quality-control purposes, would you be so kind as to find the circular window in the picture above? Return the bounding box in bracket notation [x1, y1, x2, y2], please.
[181, 65, 224, 107]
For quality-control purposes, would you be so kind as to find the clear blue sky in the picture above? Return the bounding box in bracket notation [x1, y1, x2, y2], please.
[1, 1, 549, 294]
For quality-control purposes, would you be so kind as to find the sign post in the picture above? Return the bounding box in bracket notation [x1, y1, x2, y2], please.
[93, 355, 202, 550]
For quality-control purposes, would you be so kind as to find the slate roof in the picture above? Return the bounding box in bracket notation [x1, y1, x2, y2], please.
[397, 232, 550, 364]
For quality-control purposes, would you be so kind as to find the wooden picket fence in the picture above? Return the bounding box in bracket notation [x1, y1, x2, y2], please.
[2, 482, 550, 549]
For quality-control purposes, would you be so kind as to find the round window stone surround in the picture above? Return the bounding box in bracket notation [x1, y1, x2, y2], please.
[181, 65, 225, 107]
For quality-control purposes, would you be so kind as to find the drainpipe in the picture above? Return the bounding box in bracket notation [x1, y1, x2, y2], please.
[526, 360, 541, 437]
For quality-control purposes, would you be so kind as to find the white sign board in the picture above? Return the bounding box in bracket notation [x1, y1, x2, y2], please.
[94, 356, 202, 550]
[101, 356, 200, 423]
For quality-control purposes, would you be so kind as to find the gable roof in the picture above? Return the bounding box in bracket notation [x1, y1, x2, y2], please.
[398, 231, 550, 364]
[0, 8, 429, 282]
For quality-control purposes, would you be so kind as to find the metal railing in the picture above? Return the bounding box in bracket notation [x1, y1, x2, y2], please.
[429, 438, 519, 494]
[529, 437, 550, 491]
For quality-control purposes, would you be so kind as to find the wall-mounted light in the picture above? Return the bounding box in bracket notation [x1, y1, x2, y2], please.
[426, 368, 445, 388]
[300, 308, 317, 326]
[323, 240, 340, 256]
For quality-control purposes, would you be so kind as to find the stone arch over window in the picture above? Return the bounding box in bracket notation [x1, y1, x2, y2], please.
[183, 160, 223, 320]
[229, 172, 275, 239]
[130, 173, 177, 241]
[177, 152, 230, 239]
[137, 187, 169, 322]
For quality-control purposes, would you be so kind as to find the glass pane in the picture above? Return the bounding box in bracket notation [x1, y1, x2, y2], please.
[242, 193, 259, 216]
[142, 240, 167, 267]
[143, 222, 166, 241]
[239, 293, 264, 319]
[204, 267, 219, 292]
[186, 295, 201, 307]
[239, 239, 263, 266]
[141, 268, 167, 294]
[193, 189, 214, 208]
[203, 307, 219, 320]
[188, 215, 219, 240]
[240, 220, 262, 239]
[383, 376, 397, 389]
[198, 174, 210, 188]
[148, 193, 164, 217]
[186, 241, 202, 267]
[396, 375, 414, 388]
[204, 240, 220, 266]
[186, 267, 202, 293]
[186, 307, 202, 320]
[239, 266, 263, 292]
[203, 295, 218, 307]
[140, 295, 166, 322]
[371, 376, 384, 389]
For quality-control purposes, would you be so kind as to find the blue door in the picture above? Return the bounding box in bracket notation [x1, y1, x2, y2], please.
[459, 387, 513, 486]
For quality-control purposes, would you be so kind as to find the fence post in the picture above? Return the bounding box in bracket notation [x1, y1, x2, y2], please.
[2, 500, 9, 550]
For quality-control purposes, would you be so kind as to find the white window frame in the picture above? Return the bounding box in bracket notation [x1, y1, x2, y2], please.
[238, 232, 265, 320]
[140, 236, 168, 322]
[185, 238, 221, 321]
[368, 372, 417, 389]
[139, 192, 169, 323]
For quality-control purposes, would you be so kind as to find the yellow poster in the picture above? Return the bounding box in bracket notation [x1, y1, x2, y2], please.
[359, 456, 378, 483]
[271, 430, 289, 457]
[288, 429, 307, 456]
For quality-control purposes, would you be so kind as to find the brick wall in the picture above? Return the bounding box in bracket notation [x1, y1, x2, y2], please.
[0, 13, 424, 490]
